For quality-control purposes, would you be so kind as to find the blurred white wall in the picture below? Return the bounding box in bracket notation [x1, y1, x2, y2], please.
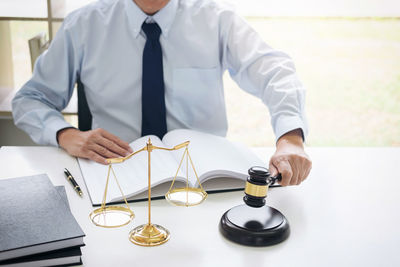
[222, 0, 400, 17]
[1, 0, 399, 18]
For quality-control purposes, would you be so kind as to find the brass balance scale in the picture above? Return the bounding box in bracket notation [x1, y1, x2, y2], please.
[89, 138, 207, 246]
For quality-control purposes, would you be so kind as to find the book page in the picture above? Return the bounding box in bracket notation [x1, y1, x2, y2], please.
[162, 129, 267, 187]
[78, 135, 185, 205]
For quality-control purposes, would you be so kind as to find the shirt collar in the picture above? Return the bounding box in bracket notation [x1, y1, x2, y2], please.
[124, 0, 178, 38]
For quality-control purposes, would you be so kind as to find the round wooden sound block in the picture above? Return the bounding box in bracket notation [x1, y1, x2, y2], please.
[219, 205, 290, 246]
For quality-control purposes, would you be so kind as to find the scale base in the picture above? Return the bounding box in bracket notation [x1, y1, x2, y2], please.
[129, 223, 170, 246]
[219, 205, 290, 246]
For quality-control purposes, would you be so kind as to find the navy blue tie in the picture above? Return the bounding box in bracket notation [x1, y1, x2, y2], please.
[141, 22, 167, 139]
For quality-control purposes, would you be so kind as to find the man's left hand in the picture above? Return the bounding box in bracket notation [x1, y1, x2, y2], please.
[269, 129, 312, 186]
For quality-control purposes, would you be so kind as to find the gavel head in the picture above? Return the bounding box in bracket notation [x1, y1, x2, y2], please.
[243, 166, 275, 208]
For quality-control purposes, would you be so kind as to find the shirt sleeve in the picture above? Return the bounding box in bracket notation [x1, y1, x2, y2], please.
[220, 11, 308, 142]
[12, 19, 81, 146]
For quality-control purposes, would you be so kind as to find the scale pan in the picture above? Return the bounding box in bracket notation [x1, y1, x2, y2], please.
[165, 187, 207, 207]
[89, 206, 134, 228]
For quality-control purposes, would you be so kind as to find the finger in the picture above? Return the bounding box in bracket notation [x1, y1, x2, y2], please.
[94, 135, 131, 157]
[288, 157, 300, 186]
[296, 156, 311, 183]
[297, 170, 304, 185]
[301, 168, 310, 183]
[100, 130, 133, 153]
[274, 159, 293, 186]
[268, 161, 278, 177]
[297, 158, 308, 185]
[301, 160, 312, 183]
[87, 151, 108, 165]
[89, 143, 121, 159]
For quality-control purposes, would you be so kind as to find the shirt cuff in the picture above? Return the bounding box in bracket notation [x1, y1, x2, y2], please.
[274, 115, 308, 143]
[43, 118, 73, 147]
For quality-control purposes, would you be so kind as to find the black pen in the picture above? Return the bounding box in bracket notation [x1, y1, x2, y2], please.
[63, 168, 83, 197]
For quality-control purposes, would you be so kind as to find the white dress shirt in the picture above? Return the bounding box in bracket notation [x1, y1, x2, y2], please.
[12, 0, 308, 146]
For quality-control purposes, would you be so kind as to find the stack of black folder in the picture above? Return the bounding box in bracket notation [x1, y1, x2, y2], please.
[0, 174, 85, 266]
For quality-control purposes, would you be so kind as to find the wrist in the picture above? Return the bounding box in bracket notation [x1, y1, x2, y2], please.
[57, 127, 79, 146]
[277, 128, 304, 150]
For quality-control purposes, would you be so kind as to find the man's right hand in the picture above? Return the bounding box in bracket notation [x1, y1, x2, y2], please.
[57, 128, 133, 164]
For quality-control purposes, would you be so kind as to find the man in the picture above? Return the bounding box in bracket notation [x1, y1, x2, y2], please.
[12, 0, 311, 186]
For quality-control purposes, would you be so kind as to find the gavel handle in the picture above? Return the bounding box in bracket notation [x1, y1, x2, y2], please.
[268, 173, 282, 186]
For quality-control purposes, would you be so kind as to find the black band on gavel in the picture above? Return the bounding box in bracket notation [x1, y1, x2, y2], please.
[243, 166, 282, 208]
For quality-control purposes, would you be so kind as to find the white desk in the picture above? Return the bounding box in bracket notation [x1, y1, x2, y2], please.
[0, 147, 399, 267]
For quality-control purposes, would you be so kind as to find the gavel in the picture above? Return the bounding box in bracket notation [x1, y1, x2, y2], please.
[244, 166, 281, 207]
[219, 166, 290, 246]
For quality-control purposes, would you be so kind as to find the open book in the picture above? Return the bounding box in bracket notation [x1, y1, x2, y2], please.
[78, 129, 271, 206]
